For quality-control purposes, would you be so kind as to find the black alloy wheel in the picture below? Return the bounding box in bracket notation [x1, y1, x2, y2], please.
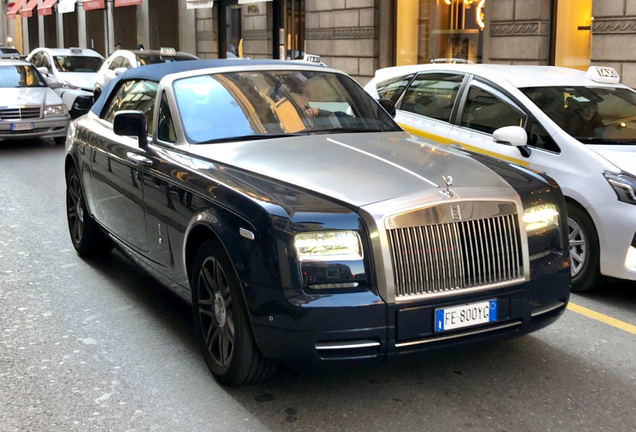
[191, 240, 276, 385]
[65, 166, 112, 257]
[567, 202, 603, 292]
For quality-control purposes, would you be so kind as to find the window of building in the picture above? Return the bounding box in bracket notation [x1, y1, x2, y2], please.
[460, 84, 525, 135]
[400, 73, 464, 122]
[554, 0, 592, 71]
[395, 0, 486, 66]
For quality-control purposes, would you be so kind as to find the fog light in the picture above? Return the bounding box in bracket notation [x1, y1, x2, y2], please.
[626, 246, 636, 270]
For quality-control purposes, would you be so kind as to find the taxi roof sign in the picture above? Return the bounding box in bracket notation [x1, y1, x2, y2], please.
[160, 47, 177, 56]
[303, 54, 321, 64]
[69, 47, 83, 55]
[586, 66, 620, 84]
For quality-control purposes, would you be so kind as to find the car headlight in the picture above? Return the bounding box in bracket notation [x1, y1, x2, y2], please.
[604, 171, 636, 205]
[523, 203, 559, 233]
[62, 81, 79, 90]
[44, 104, 68, 117]
[295, 231, 363, 262]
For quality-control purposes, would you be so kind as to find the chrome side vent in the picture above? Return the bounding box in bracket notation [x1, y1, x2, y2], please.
[387, 214, 523, 299]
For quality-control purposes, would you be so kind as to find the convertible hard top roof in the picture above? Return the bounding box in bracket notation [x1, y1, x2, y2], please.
[91, 59, 325, 116]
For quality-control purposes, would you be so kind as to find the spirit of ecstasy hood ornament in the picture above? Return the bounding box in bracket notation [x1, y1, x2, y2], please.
[439, 175, 457, 199]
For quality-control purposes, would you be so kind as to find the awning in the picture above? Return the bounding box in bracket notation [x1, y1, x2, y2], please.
[186, 0, 214, 9]
[114, 0, 142, 6]
[83, 0, 105, 10]
[5, 0, 29, 20]
[20, 0, 41, 18]
[37, 0, 56, 15]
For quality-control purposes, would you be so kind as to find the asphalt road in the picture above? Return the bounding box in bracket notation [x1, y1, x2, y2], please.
[1, 139, 636, 432]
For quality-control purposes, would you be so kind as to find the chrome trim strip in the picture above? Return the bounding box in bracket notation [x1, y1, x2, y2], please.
[530, 301, 566, 317]
[239, 227, 255, 240]
[315, 341, 381, 350]
[394, 277, 525, 302]
[395, 320, 522, 348]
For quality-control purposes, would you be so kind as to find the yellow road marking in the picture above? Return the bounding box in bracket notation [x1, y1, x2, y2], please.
[568, 302, 636, 336]
[398, 122, 531, 167]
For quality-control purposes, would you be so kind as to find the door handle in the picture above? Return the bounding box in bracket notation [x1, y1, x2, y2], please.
[126, 152, 153, 167]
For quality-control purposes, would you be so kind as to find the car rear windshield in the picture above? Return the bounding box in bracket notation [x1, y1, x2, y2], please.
[522, 86, 636, 144]
[0, 65, 46, 88]
[0, 48, 19, 54]
[173, 70, 401, 144]
[53, 55, 104, 72]
[136, 54, 196, 66]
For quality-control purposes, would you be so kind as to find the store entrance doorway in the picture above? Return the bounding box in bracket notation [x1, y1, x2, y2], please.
[554, 0, 592, 71]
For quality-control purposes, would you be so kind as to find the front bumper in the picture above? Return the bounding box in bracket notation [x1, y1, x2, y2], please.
[588, 201, 636, 281]
[0, 117, 70, 140]
[59, 89, 95, 118]
[250, 268, 570, 366]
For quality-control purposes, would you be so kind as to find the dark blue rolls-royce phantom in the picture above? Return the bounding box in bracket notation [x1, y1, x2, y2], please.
[64, 59, 570, 385]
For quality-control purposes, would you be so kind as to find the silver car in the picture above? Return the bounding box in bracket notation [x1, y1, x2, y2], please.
[0, 60, 70, 144]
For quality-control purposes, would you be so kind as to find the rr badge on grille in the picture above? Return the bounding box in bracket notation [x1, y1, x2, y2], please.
[439, 175, 458, 199]
[450, 204, 462, 221]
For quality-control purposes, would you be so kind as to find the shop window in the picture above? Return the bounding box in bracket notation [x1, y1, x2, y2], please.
[395, 0, 486, 66]
[554, 0, 592, 71]
[400, 73, 464, 122]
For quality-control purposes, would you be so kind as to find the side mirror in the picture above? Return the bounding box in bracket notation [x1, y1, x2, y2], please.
[114, 67, 127, 76]
[37, 66, 49, 76]
[378, 99, 396, 118]
[114, 111, 148, 148]
[49, 81, 62, 90]
[493, 126, 531, 158]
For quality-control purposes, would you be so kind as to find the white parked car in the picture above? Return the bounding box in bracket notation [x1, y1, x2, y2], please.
[94, 48, 198, 98]
[365, 64, 636, 292]
[27, 48, 104, 118]
[0, 60, 69, 144]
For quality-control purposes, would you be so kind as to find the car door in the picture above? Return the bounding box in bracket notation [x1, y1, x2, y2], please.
[104, 56, 123, 84]
[395, 72, 466, 144]
[90, 79, 159, 252]
[447, 79, 531, 167]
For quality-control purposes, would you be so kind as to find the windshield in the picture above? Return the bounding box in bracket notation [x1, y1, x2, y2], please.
[136, 54, 196, 66]
[522, 86, 636, 144]
[0, 48, 19, 54]
[0, 65, 46, 88]
[173, 70, 401, 144]
[53, 55, 104, 72]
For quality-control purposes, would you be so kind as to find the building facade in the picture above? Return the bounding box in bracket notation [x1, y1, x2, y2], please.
[2, 0, 636, 87]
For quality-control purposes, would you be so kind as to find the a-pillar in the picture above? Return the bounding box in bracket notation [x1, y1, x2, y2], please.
[22, 17, 30, 54]
[57, 6, 64, 48]
[137, 0, 150, 49]
[77, 1, 87, 48]
[106, 0, 115, 54]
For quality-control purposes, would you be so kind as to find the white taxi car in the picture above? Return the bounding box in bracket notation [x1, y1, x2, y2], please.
[94, 48, 198, 98]
[27, 48, 104, 118]
[366, 64, 636, 292]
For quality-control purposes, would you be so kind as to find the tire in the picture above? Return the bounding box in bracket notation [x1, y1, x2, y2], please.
[191, 240, 277, 385]
[66, 166, 113, 257]
[54, 136, 66, 146]
[567, 202, 604, 292]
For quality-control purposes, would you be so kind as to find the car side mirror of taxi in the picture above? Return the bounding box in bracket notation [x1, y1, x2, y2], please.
[378, 99, 397, 118]
[114, 67, 127, 76]
[493, 126, 532, 157]
[37, 67, 50, 76]
[114, 111, 148, 148]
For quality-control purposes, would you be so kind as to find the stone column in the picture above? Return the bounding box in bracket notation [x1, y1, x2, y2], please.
[483, 0, 552, 65]
[305, 0, 379, 85]
[591, 1, 636, 88]
[22, 17, 29, 54]
[77, 1, 87, 48]
[38, 9, 45, 48]
[137, 0, 150, 49]
[106, 0, 114, 53]
[241, 2, 272, 59]
[57, 7, 65, 48]
[195, 6, 217, 59]
[178, 0, 196, 54]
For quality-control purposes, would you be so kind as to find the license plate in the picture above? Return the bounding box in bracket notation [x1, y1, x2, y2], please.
[435, 300, 497, 332]
[11, 123, 34, 131]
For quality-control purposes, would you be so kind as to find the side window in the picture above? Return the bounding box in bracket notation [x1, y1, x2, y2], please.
[101, 80, 159, 137]
[460, 84, 525, 135]
[121, 58, 132, 69]
[157, 92, 177, 143]
[30, 52, 42, 67]
[376, 75, 413, 103]
[109, 57, 123, 70]
[527, 117, 560, 153]
[41, 55, 52, 72]
[400, 73, 464, 122]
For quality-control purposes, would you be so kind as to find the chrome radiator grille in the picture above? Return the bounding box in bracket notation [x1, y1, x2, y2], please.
[387, 214, 523, 298]
[0, 106, 41, 120]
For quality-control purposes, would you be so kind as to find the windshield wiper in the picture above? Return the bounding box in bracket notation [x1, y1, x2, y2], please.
[310, 127, 389, 135]
[197, 133, 309, 145]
